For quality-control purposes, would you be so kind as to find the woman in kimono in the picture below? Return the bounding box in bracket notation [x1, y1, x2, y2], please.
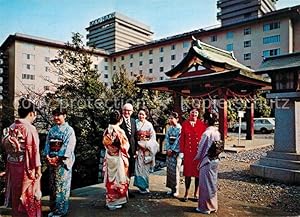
[179, 108, 206, 201]
[44, 108, 76, 217]
[102, 110, 130, 210]
[194, 113, 220, 214]
[134, 108, 158, 194]
[164, 112, 182, 197]
[2, 98, 42, 217]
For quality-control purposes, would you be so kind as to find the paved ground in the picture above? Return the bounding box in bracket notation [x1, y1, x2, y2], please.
[1, 133, 297, 217]
[0, 169, 296, 217]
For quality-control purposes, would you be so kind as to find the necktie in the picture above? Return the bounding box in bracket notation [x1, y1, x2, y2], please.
[126, 119, 131, 135]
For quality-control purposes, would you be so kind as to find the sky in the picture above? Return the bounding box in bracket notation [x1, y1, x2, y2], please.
[1, 0, 300, 45]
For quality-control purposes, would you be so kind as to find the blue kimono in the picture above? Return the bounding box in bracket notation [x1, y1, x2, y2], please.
[44, 122, 76, 216]
[164, 123, 182, 194]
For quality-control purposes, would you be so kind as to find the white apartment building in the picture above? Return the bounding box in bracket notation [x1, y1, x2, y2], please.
[0, 33, 109, 122]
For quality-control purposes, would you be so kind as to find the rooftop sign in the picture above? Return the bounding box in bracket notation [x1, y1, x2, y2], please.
[90, 12, 115, 27]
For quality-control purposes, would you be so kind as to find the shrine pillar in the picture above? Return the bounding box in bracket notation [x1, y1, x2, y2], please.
[172, 91, 183, 122]
[218, 94, 228, 141]
[246, 99, 254, 140]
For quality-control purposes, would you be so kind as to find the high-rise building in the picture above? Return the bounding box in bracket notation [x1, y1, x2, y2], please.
[86, 12, 153, 53]
[217, 0, 277, 26]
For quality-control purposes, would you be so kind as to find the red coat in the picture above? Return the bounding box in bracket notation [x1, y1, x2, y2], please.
[180, 119, 206, 177]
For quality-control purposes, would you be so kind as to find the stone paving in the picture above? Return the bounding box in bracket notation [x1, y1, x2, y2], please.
[0, 169, 295, 217]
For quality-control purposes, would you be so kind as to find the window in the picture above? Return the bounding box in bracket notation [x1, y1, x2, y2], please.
[160, 47, 164, 53]
[104, 66, 108, 70]
[211, 35, 217, 42]
[121, 56, 125, 61]
[244, 53, 251, 60]
[139, 52, 143, 57]
[45, 66, 50, 72]
[139, 70, 143, 75]
[104, 74, 108, 79]
[160, 57, 164, 62]
[226, 44, 233, 51]
[113, 58, 116, 62]
[149, 59, 153, 64]
[226, 32, 234, 39]
[160, 76, 164, 80]
[149, 68, 153, 74]
[244, 40, 251, 48]
[113, 66, 116, 70]
[171, 45, 176, 50]
[23, 64, 35, 70]
[139, 61, 143, 66]
[263, 48, 280, 57]
[94, 64, 98, 69]
[130, 54, 133, 59]
[244, 28, 251, 35]
[160, 67, 164, 72]
[104, 58, 108, 62]
[44, 86, 50, 91]
[171, 65, 175, 69]
[45, 57, 50, 62]
[130, 62, 133, 67]
[263, 22, 280, 31]
[263, 35, 280, 44]
[183, 41, 190, 48]
[149, 50, 153, 55]
[22, 74, 35, 80]
[171, 54, 176, 61]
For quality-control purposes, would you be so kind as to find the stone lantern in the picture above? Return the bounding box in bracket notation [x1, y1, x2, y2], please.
[251, 53, 300, 184]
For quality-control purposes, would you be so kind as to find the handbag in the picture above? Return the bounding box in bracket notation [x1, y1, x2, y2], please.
[207, 140, 224, 160]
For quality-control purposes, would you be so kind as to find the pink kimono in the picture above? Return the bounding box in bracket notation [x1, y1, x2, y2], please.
[4, 119, 42, 217]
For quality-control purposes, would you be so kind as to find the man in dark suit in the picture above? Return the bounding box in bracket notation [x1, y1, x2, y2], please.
[120, 103, 137, 197]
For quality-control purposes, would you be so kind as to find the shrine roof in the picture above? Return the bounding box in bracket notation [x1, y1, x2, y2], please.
[165, 38, 262, 81]
[256, 52, 300, 74]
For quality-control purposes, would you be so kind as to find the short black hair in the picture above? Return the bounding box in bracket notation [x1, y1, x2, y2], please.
[109, 110, 122, 125]
[207, 113, 218, 126]
[18, 98, 37, 118]
[52, 107, 67, 116]
[170, 112, 179, 119]
[138, 107, 149, 116]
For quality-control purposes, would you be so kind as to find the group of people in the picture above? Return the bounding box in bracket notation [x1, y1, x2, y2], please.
[164, 108, 220, 214]
[1, 99, 221, 216]
[1, 98, 76, 217]
[103, 105, 221, 215]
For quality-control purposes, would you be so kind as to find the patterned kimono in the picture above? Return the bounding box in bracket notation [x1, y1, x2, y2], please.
[3, 119, 42, 217]
[102, 125, 129, 207]
[44, 122, 76, 216]
[180, 119, 206, 177]
[164, 123, 182, 194]
[134, 120, 159, 191]
[194, 126, 220, 213]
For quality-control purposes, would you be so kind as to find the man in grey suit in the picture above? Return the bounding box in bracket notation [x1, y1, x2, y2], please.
[120, 103, 137, 197]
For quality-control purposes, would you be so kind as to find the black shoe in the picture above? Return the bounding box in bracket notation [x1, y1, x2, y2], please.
[128, 192, 135, 198]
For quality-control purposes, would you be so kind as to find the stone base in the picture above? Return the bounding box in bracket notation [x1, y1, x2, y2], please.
[250, 151, 300, 184]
